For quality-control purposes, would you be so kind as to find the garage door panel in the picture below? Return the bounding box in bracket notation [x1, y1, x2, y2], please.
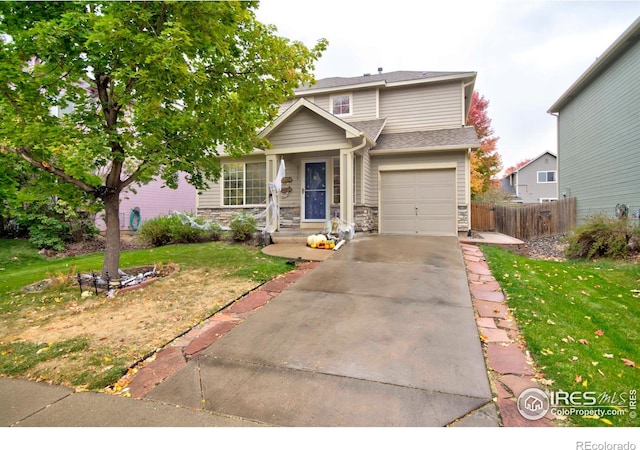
[416, 217, 453, 235]
[381, 169, 456, 236]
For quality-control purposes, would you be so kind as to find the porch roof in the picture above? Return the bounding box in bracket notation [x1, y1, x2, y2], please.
[348, 118, 387, 142]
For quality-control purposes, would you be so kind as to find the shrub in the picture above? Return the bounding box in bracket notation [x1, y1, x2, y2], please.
[229, 212, 257, 242]
[16, 199, 98, 251]
[565, 213, 640, 259]
[138, 214, 221, 247]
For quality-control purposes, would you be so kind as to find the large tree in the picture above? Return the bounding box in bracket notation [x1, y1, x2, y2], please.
[0, 1, 326, 278]
[466, 91, 502, 197]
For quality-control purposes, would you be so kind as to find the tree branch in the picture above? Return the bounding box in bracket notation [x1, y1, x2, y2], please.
[2, 144, 97, 194]
[120, 159, 150, 191]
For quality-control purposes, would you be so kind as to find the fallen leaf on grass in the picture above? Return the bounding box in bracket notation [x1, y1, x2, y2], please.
[595, 329, 604, 336]
[600, 418, 613, 425]
[574, 374, 582, 383]
[603, 353, 614, 359]
[621, 358, 636, 368]
[579, 339, 590, 345]
[547, 319, 556, 325]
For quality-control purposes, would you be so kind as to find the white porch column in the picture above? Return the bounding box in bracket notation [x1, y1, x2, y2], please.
[340, 148, 354, 225]
[266, 154, 279, 231]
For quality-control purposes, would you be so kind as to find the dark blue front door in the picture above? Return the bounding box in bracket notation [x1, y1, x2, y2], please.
[304, 161, 327, 221]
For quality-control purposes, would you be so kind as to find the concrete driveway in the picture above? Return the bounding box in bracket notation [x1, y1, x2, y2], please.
[147, 235, 497, 426]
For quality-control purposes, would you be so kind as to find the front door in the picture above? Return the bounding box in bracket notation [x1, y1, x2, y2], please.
[303, 160, 328, 222]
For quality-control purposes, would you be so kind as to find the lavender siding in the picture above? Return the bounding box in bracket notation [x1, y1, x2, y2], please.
[95, 172, 197, 231]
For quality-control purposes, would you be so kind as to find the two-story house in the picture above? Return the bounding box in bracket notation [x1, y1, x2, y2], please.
[548, 17, 640, 221]
[500, 151, 558, 203]
[197, 70, 480, 236]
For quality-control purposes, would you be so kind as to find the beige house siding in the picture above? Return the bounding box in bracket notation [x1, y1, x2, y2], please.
[267, 108, 350, 150]
[196, 154, 267, 210]
[379, 82, 463, 133]
[305, 90, 379, 121]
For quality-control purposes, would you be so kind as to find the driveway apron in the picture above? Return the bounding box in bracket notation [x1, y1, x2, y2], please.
[146, 235, 495, 426]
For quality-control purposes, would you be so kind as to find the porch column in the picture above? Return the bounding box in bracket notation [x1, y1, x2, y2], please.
[266, 154, 279, 231]
[340, 148, 354, 225]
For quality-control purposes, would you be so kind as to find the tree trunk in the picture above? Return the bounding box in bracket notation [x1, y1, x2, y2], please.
[102, 190, 121, 280]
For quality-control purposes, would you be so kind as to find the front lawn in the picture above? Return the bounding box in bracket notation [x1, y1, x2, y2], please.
[0, 239, 292, 390]
[481, 245, 640, 427]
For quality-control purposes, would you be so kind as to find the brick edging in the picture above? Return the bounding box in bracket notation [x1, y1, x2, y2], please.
[461, 243, 555, 427]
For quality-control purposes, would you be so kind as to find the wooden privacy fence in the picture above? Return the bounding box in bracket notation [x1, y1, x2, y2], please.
[471, 198, 576, 240]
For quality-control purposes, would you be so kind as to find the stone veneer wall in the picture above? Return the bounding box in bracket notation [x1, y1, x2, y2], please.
[198, 208, 266, 228]
[458, 204, 469, 232]
[278, 207, 301, 229]
[354, 206, 377, 232]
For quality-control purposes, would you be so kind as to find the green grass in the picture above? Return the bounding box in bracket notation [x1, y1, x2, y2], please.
[481, 245, 640, 427]
[0, 238, 292, 389]
[0, 239, 289, 296]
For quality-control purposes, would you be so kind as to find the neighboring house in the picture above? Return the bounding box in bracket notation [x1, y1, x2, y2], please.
[197, 70, 480, 236]
[548, 17, 640, 221]
[95, 172, 197, 231]
[500, 151, 558, 203]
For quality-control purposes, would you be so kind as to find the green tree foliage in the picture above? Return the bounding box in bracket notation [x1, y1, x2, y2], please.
[0, 1, 326, 277]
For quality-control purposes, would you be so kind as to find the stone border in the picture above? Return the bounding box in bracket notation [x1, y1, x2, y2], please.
[461, 243, 555, 427]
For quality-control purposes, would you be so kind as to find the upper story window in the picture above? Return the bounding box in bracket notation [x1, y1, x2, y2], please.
[222, 162, 266, 206]
[537, 171, 557, 183]
[331, 94, 352, 116]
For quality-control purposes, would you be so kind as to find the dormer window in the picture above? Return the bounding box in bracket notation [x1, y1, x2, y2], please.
[331, 94, 352, 116]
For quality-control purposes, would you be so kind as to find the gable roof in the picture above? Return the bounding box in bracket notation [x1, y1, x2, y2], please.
[506, 151, 557, 176]
[297, 70, 477, 95]
[259, 98, 366, 141]
[372, 127, 480, 152]
[548, 17, 640, 113]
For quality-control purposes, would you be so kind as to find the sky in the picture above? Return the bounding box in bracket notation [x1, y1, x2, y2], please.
[255, 0, 640, 176]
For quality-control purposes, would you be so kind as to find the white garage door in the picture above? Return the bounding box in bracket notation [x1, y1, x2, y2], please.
[380, 169, 456, 236]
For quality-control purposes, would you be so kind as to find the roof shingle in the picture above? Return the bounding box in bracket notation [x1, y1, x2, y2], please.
[297, 70, 475, 92]
[373, 127, 480, 150]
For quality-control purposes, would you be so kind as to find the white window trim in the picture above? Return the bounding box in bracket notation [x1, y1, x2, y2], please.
[537, 170, 557, 183]
[221, 162, 267, 207]
[330, 93, 353, 117]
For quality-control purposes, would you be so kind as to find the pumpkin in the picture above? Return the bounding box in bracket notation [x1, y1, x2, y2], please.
[307, 234, 327, 248]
